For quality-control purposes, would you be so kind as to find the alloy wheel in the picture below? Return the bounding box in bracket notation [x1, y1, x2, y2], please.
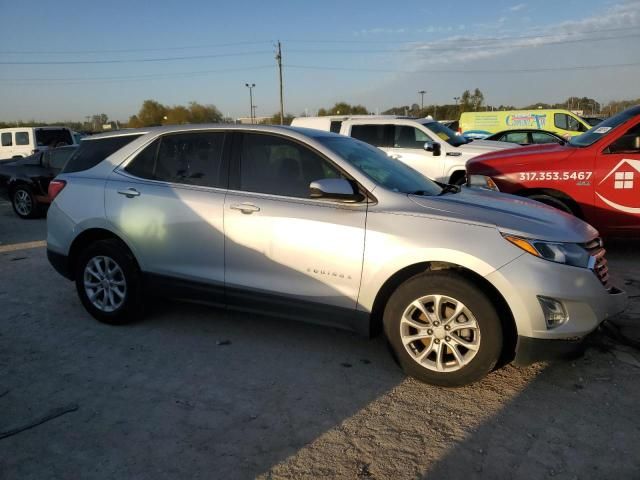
[400, 294, 481, 372]
[83, 256, 127, 313]
[13, 190, 32, 216]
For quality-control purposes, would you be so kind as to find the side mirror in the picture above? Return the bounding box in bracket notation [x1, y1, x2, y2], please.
[309, 178, 362, 202]
[424, 141, 441, 156]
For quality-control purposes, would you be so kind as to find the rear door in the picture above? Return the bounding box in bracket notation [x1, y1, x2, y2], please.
[223, 132, 367, 329]
[105, 131, 229, 298]
[594, 121, 640, 234]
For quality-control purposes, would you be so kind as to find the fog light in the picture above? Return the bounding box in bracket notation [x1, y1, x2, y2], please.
[537, 296, 568, 329]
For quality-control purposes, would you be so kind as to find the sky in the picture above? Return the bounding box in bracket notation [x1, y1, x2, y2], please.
[0, 0, 639, 122]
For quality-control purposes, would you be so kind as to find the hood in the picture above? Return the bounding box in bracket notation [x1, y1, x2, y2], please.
[408, 187, 598, 243]
[467, 143, 574, 173]
[455, 139, 520, 154]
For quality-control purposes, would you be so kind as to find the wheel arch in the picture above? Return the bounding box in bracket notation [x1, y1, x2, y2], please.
[67, 228, 138, 280]
[369, 261, 517, 365]
[448, 170, 467, 185]
[515, 187, 584, 219]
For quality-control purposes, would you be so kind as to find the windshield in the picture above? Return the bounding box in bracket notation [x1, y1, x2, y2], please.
[570, 106, 640, 147]
[420, 120, 468, 147]
[316, 136, 443, 195]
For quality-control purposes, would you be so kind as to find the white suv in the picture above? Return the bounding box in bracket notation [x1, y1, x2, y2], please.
[291, 116, 518, 184]
[46, 125, 626, 386]
[0, 127, 75, 160]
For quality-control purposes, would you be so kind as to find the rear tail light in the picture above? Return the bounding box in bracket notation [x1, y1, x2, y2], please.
[48, 180, 66, 201]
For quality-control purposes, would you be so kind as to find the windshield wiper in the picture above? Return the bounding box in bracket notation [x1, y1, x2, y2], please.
[438, 184, 461, 195]
[409, 190, 431, 196]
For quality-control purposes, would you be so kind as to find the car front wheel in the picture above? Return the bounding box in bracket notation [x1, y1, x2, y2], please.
[384, 271, 503, 387]
[75, 239, 143, 325]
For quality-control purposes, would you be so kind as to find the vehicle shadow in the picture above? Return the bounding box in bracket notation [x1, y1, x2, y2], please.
[421, 334, 640, 479]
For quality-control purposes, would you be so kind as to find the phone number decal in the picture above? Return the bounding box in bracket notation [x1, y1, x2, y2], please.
[518, 171, 593, 181]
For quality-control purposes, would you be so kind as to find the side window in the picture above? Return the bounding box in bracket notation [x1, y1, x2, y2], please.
[126, 132, 226, 188]
[350, 124, 393, 147]
[239, 133, 343, 198]
[394, 126, 429, 149]
[531, 132, 559, 144]
[47, 149, 73, 169]
[15, 131, 30, 145]
[125, 139, 160, 180]
[554, 113, 568, 130]
[607, 123, 640, 154]
[1, 132, 12, 146]
[504, 132, 529, 144]
[555, 114, 583, 132]
[329, 121, 342, 133]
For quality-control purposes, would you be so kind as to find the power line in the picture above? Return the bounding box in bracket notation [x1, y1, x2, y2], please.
[0, 41, 272, 55]
[0, 50, 274, 65]
[283, 25, 640, 44]
[283, 33, 640, 54]
[0, 66, 275, 85]
[2, 31, 636, 65]
[0, 61, 636, 86]
[284, 61, 640, 74]
[0, 26, 636, 56]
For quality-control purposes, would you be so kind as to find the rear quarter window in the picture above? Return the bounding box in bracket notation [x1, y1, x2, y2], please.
[62, 134, 142, 173]
[36, 129, 73, 147]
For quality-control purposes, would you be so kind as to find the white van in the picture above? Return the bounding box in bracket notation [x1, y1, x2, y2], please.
[0, 127, 75, 160]
[292, 116, 519, 184]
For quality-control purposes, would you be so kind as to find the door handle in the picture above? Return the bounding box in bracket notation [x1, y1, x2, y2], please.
[388, 154, 401, 160]
[230, 203, 260, 214]
[117, 188, 141, 198]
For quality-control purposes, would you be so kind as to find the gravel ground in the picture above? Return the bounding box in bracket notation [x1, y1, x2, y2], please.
[0, 200, 639, 480]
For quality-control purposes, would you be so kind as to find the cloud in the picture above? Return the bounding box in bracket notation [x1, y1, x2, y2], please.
[509, 3, 526, 12]
[402, 1, 640, 67]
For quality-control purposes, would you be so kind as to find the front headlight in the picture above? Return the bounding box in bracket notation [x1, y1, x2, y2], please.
[467, 174, 499, 191]
[503, 234, 591, 268]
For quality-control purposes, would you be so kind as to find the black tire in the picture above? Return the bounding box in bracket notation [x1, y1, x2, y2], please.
[11, 185, 40, 219]
[526, 194, 575, 216]
[383, 271, 503, 387]
[75, 239, 143, 325]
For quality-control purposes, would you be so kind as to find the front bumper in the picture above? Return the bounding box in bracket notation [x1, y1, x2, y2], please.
[513, 334, 587, 366]
[486, 252, 627, 361]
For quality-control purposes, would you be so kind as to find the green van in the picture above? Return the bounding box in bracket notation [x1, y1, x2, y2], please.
[459, 109, 590, 138]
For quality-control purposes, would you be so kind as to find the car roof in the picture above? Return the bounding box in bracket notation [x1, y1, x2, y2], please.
[82, 124, 343, 141]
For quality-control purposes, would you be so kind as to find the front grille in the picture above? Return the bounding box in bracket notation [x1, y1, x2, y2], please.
[583, 237, 610, 289]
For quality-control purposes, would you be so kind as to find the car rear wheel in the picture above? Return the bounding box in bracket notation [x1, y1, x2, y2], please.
[75, 239, 143, 325]
[384, 271, 503, 387]
[11, 186, 39, 219]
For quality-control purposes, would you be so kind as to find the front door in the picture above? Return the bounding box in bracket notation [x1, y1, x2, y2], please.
[594, 121, 640, 234]
[385, 125, 445, 182]
[224, 132, 367, 330]
[105, 131, 229, 299]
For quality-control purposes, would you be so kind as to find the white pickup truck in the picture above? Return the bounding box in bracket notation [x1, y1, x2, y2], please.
[291, 116, 519, 184]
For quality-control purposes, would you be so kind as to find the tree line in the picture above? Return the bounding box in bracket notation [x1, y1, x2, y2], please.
[1, 92, 638, 131]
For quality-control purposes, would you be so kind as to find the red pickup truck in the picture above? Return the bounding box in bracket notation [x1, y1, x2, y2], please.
[466, 105, 640, 237]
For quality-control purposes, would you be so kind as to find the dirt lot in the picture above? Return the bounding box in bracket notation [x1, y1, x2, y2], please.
[0, 199, 639, 480]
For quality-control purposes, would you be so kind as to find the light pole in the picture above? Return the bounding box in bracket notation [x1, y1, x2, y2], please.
[245, 83, 255, 123]
[418, 90, 426, 110]
[453, 96, 460, 106]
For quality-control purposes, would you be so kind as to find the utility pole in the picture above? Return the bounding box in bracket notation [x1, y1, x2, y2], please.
[276, 41, 284, 125]
[245, 83, 255, 123]
[418, 90, 426, 110]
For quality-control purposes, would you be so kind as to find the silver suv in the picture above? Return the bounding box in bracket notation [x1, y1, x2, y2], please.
[47, 125, 626, 386]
